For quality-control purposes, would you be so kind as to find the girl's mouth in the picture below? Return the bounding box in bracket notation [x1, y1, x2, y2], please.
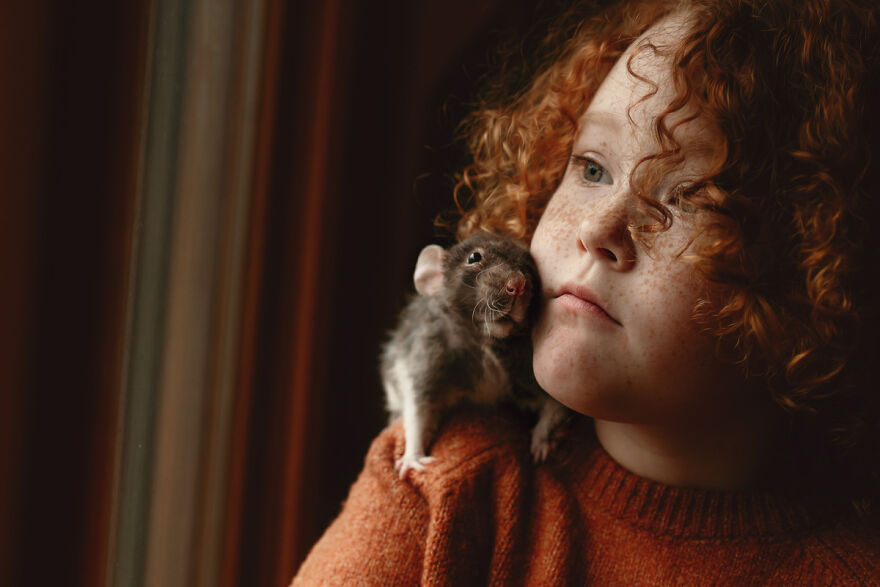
[555, 284, 621, 326]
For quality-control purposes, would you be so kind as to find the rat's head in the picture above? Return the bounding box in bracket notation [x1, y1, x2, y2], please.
[413, 232, 539, 338]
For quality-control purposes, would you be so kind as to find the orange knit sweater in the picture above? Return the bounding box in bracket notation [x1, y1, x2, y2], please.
[293, 409, 880, 585]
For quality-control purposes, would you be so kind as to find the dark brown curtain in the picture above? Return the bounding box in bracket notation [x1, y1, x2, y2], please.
[0, 1, 150, 586]
[1, 1, 546, 585]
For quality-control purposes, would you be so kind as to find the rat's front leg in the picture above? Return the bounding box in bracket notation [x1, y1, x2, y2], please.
[395, 393, 438, 480]
[531, 396, 572, 463]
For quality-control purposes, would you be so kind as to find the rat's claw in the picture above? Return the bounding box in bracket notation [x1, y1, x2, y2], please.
[395, 454, 437, 479]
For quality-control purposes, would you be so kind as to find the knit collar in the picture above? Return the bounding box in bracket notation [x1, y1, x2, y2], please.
[565, 427, 851, 540]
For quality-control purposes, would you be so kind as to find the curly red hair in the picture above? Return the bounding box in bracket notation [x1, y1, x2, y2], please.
[452, 0, 880, 497]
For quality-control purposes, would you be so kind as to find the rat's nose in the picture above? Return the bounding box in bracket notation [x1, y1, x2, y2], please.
[506, 277, 526, 296]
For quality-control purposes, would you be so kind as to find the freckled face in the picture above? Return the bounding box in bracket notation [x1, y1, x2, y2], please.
[530, 17, 744, 425]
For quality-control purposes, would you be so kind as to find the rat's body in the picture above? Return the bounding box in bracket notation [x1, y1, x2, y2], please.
[381, 232, 570, 478]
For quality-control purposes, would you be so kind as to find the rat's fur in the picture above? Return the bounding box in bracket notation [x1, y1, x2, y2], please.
[381, 232, 570, 478]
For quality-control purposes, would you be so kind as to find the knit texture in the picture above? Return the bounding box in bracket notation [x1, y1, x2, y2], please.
[292, 409, 880, 585]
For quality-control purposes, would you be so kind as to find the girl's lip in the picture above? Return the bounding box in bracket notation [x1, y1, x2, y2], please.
[555, 284, 621, 326]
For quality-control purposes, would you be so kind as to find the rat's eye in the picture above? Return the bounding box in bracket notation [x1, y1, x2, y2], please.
[467, 251, 482, 264]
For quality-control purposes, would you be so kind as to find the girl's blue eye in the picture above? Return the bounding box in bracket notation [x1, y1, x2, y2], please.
[582, 158, 612, 185]
[573, 155, 613, 185]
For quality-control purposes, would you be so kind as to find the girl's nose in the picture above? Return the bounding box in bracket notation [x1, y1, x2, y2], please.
[577, 194, 636, 270]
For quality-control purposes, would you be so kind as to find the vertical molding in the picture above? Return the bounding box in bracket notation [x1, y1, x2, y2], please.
[109, 0, 188, 585]
[143, 0, 263, 584]
[110, 0, 268, 584]
[192, 0, 265, 585]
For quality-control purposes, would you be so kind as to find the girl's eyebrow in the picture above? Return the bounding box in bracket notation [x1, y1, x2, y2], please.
[580, 111, 623, 132]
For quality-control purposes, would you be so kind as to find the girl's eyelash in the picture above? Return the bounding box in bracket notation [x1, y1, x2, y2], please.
[570, 155, 613, 186]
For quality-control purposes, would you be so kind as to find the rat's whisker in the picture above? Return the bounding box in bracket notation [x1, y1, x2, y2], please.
[483, 304, 495, 335]
[471, 301, 483, 326]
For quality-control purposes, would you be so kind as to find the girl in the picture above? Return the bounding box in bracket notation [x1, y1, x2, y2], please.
[294, 0, 880, 583]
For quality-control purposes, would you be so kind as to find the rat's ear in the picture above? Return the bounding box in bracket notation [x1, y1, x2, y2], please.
[413, 244, 446, 296]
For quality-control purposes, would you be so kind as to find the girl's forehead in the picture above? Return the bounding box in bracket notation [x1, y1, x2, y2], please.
[592, 12, 691, 125]
[578, 10, 719, 155]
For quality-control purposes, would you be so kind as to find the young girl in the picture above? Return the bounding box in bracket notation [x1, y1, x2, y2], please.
[294, 0, 880, 583]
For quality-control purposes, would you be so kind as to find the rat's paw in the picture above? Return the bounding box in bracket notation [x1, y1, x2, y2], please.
[394, 454, 437, 479]
[530, 432, 553, 463]
[530, 398, 572, 464]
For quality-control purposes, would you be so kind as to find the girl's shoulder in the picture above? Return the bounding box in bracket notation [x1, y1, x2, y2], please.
[297, 409, 880, 585]
[376, 406, 547, 492]
[293, 407, 555, 585]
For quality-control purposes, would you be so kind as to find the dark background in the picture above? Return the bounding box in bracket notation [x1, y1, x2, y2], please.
[258, 1, 576, 577]
[0, 0, 574, 584]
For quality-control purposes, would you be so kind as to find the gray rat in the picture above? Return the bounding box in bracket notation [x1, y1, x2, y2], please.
[380, 231, 571, 479]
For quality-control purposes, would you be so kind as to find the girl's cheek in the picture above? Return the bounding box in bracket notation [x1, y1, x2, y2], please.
[634, 257, 702, 324]
[533, 192, 580, 261]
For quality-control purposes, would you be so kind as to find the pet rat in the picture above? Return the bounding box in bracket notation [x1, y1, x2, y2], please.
[380, 231, 571, 479]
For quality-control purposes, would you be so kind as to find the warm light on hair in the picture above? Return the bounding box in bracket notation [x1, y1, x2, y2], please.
[452, 0, 879, 496]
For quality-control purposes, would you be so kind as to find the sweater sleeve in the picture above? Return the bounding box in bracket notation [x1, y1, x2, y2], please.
[291, 424, 429, 586]
[291, 409, 531, 586]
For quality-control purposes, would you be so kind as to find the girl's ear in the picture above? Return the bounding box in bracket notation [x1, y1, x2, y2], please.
[413, 244, 446, 296]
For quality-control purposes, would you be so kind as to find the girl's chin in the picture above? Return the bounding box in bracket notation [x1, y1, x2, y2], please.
[532, 326, 633, 420]
[533, 344, 593, 408]
[530, 369, 615, 421]
[532, 319, 605, 369]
